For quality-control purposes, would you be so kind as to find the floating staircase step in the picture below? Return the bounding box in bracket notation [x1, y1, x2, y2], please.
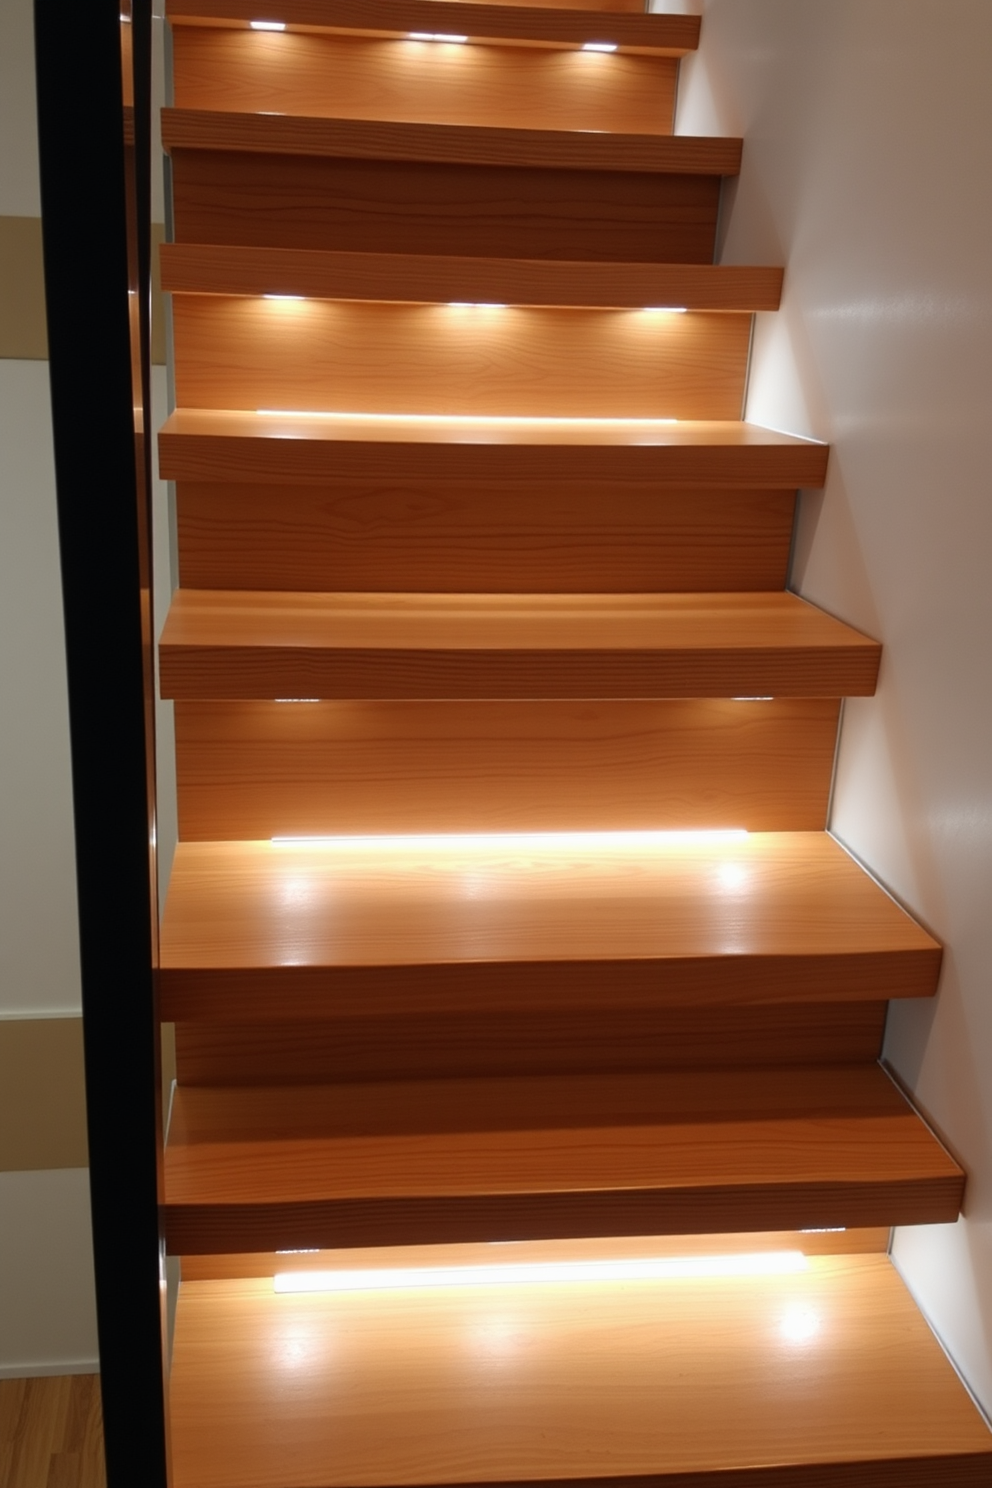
[159, 410, 830, 488]
[165, 114, 738, 259]
[166, 0, 700, 56]
[173, 1003, 891, 1087]
[163, 108, 742, 175]
[164, 1063, 963, 1253]
[161, 244, 783, 309]
[170, 22, 681, 137]
[173, 698, 841, 840]
[169, 1254, 992, 1488]
[158, 590, 880, 700]
[159, 831, 941, 1019]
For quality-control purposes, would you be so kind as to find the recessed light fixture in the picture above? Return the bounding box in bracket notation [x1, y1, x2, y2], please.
[250, 19, 285, 30]
[643, 306, 688, 314]
[255, 409, 681, 426]
[275, 1251, 808, 1295]
[732, 696, 774, 702]
[263, 293, 306, 301]
[271, 829, 748, 849]
[408, 32, 469, 43]
[447, 301, 508, 309]
[274, 698, 321, 703]
[582, 41, 617, 53]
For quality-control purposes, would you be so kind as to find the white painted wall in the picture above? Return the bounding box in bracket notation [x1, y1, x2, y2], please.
[662, 0, 992, 1415]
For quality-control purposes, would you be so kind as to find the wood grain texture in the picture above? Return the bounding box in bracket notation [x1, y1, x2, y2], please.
[160, 411, 830, 490]
[157, 590, 881, 701]
[169, 1257, 992, 1488]
[164, 1065, 963, 1252]
[173, 1003, 889, 1086]
[172, 30, 678, 136]
[170, 148, 723, 260]
[158, 832, 942, 1018]
[162, 108, 742, 175]
[173, 699, 840, 840]
[175, 481, 796, 594]
[166, 0, 697, 53]
[179, 1228, 894, 1282]
[160, 244, 785, 310]
[171, 297, 751, 421]
[0, 1375, 105, 1488]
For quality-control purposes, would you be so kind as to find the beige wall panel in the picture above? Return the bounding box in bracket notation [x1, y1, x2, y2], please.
[0, 216, 47, 359]
[0, 1018, 88, 1171]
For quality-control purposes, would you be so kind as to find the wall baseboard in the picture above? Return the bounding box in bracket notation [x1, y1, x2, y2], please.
[0, 1357, 99, 1379]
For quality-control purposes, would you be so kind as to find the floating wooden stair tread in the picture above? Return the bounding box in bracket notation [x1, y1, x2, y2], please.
[159, 831, 941, 1017]
[159, 409, 830, 488]
[158, 589, 880, 700]
[170, 1255, 992, 1488]
[166, 0, 701, 57]
[165, 1063, 963, 1253]
[162, 108, 743, 175]
[161, 244, 784, 309]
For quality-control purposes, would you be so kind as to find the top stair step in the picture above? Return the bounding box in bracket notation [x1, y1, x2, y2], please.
[162, 108, 742, 175]
[166, 0, 700, 55]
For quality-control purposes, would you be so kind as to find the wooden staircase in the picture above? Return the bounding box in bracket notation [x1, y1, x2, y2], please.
[157, 2, 992, 1483]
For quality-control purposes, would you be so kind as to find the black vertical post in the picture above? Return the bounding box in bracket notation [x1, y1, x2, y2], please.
[34, 0, 169, 1481]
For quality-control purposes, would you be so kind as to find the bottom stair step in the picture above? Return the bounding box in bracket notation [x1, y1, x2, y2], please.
[163, 1065, 963, 1253]
[169, 1253, 992, 1488]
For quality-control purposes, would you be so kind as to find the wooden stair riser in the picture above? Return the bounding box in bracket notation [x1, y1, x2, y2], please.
[172, 29, 679, 135]
[175, 481, 797, 594]
[172, 1004, 890, 1086]
[170, 149, 725, 261]
[173, 698, 839, 840]
[171, 296, 752, 421]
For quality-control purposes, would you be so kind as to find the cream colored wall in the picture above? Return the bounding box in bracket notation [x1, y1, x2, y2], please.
[0, 0, 176, 1376]
[663, 0, 992, 1415]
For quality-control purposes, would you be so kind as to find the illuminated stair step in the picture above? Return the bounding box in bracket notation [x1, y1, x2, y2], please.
[159, 831, 941, 1019]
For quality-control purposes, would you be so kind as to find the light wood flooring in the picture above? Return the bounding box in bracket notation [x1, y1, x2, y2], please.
[0, 1376, 105, 1488]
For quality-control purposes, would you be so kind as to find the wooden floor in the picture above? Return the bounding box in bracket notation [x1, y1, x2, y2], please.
[0, 1375, 105, 1488]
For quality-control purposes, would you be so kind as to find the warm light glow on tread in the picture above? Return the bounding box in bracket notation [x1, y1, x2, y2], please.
[270, 829, 749, 851]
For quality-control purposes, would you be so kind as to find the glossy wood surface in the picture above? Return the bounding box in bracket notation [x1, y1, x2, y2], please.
[174, 1003, 889, 1086]
[160, 411, 830, 489]
[172, 30, 678, 136]
[169, 1256, 992, 1488]
[160, 245, 784, 310]
[174, 699, 839, 839]
[163, 108, 743, 175]
[0, 1374, 105, 1488]
[172, 298, 751, 421]
[170, 149, 724, 261]
[179, 1227, 894, 1282]
[166, 0, 697, 52]
[175, 481, 796, 594]
[159, 833, 942, 1018]
[158, 590, 881, 700]
[164, 1065, 962, 1252]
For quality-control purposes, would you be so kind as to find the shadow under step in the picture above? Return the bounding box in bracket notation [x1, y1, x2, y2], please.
[164, 1063, 963, 1253]
[158, 831, 941, 1018]
[169, 1253, 992, 1488]
[158, 590, 880, 700]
